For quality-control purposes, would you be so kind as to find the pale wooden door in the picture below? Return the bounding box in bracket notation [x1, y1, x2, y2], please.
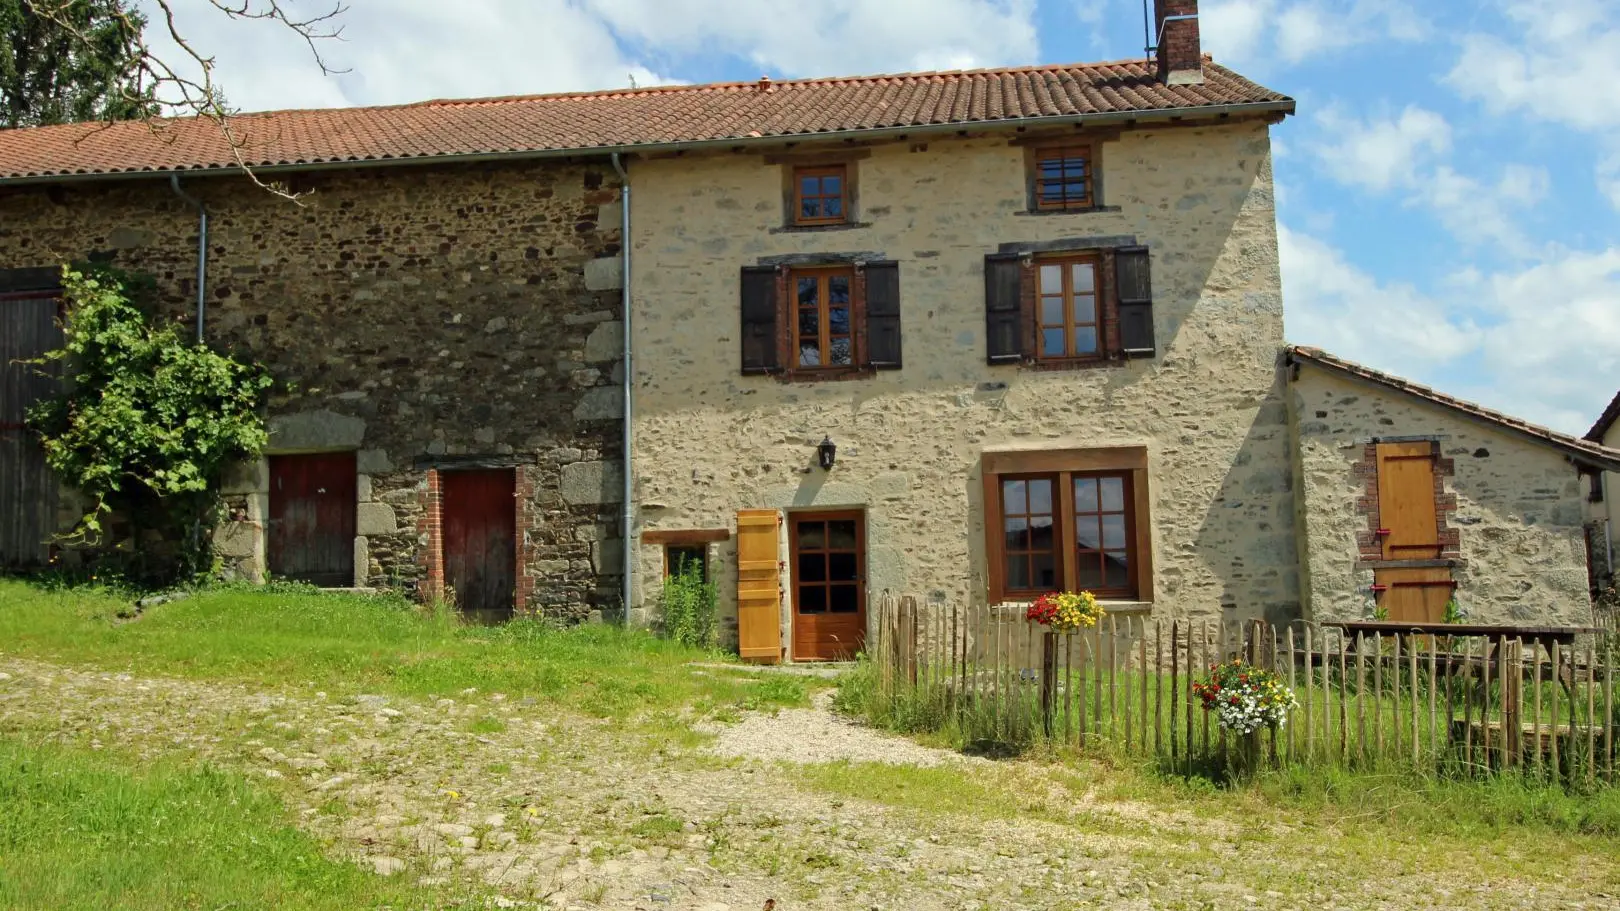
[736, 509, 782, 664]
[790, 511, 866, 661]
[1376, 441, 1442, 560]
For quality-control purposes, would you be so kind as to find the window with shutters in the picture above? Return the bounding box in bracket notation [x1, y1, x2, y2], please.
[1031, 144, 1094, 210]
[984, 246, 1154, 367]
[982, 447, 1153, 605]
[738, 260, 902, 380]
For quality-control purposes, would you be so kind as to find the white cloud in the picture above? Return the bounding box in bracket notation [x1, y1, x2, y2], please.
[1200, 0, 1428, 69]
[1311, 105, 1450, 192]
[1283, 225, 1620, 435]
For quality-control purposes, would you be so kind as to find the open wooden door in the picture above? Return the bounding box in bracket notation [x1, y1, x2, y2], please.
[736, 509, 781, 664]
[0, 290, 61, 568]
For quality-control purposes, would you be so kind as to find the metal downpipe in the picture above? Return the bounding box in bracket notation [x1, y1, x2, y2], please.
[169, 175, 208, 343]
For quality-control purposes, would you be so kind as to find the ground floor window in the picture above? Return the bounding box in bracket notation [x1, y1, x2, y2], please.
[982, 447, 1151, 604]
[665, 544, 708, 581]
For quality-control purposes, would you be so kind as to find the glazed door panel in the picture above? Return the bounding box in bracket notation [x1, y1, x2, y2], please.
[790, 511, 866, 661]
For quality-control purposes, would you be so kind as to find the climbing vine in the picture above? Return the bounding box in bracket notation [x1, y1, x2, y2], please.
[27, 264, 272, 579]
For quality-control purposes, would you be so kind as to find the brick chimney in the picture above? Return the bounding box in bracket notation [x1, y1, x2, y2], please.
[1154, 0, 1204, 86]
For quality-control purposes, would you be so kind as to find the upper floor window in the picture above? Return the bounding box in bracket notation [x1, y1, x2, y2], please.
[1037, 255, 1101, 360]
[794, 267, 854, 367]
[794, 165, 848, 225]
[1032, 144, 1093, 210]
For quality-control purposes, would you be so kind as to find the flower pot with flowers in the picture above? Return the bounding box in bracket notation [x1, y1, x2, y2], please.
[1192, 658, 1299, 735]
[1025, 591, 1105, 633]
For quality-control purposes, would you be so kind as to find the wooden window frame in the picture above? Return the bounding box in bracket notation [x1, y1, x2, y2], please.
[792, 164, 850, 226]
[1034, 253, 1104, 362]
[1030, 143, 1095, 211]
[790, 265, 858, 372]
[982, 446, 1153, 605]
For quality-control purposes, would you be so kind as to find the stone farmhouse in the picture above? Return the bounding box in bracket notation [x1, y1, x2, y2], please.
[2, 1, 1616, 655]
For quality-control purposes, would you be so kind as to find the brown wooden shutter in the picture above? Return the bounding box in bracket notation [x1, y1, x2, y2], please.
[1114, 245, 1155, 357]
[863, 260, 902, 369]
[735, 508, 782, 663]
[1374, 567, 1454, 624]
[1376, 441, 1442, 560]
[984, 252, 1025, 364]
[740, 266, 781, 375]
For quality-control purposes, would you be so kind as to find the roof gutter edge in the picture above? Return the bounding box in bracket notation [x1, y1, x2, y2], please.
[0, 99, 1296, 187]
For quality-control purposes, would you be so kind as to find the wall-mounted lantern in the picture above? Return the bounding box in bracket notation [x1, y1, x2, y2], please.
[817, 436, 837, 470]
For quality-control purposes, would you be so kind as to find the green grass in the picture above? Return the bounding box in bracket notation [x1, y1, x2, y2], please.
[0, 736, 465, 910]
[0, 580, 815, 722]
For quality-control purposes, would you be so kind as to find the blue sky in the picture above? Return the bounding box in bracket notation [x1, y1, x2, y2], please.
[148, 0, 1620, 434]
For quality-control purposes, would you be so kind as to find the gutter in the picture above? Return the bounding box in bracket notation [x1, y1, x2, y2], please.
[610, 152, 634, 621]
[0, 100, 1297, 188]
[168, 174, 208, 343]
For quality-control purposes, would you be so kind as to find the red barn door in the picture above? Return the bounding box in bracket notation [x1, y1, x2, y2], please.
[268, 452, 357, 586]
[442, 468, 516, 624]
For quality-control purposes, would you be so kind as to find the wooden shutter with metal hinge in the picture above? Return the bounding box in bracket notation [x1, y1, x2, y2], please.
[984, 252, 1025, 364]
[740, 266, 781, 375]
[735, 508, 782, 663]
[1115, 245, 1155, 357]
[863, 260, 902, 369]
[1376, 441, 1442, 560]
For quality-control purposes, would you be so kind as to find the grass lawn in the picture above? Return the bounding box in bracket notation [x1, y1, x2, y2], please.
[0, 736, 468, 911]
[0, 579, 814, 722]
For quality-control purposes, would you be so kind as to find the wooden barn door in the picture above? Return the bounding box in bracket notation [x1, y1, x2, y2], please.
[736, 509, 782, 664]
[442, 469, 516, 624]
[268, 452, 357, 586]
[0, 291, 62, 568]
[1372, 441, 1452, 623]
[790, 511, 866, 661]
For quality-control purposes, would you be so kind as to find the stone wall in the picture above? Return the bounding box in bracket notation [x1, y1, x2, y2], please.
[1289, 367, 1592, 625]
[627, 119, 1298, 649]
[0, 159, 626, 617]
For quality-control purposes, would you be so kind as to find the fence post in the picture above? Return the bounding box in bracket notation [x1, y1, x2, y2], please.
[1041, 630, 1056, 739]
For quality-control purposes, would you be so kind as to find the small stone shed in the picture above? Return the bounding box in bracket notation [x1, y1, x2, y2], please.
[1287, 346, 1620, 627]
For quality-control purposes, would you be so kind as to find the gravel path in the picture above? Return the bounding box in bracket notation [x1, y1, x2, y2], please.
[2, 657, 1615, 911]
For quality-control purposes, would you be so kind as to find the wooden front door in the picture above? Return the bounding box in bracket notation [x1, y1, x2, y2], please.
[1376, 441, 1442, 560]
[268, 452, 357, 586]
[789, 511, 866, 661]
[442, 469, 516, 624]
[0, 291, 61, 568]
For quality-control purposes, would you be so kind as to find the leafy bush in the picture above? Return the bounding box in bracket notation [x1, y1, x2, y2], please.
[26, 265, 272, 580]
[660, 557, 716, 649]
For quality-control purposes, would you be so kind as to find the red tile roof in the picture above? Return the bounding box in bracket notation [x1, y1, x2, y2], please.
[1586, 391, 1620, 444]
[1288, 346, 1620, 472]
[0, 59, 1291, 182]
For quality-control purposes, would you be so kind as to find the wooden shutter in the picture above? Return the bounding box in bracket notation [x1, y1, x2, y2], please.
[1115, 245, 1155, 357]
[984, 252, 1025, 364]
[1376, 441, 1442, 560]
[735, 508, 782, 664]
[1374, 567, 1454, 624]
[863, 260, 902, 369]
[740, 266, 780, 375]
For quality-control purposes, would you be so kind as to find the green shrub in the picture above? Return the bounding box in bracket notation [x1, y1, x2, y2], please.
[660, 558, 716, 649]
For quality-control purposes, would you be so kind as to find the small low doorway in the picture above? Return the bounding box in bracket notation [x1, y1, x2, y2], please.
[267, 452, 357, 586]
[789, 510, 866, 661]
[442, 468, 516, 624]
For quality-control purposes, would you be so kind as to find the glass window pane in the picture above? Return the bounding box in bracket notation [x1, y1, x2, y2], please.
[829, 306, 850, 335]
[1076, 516, 1101, 550]
[825, 196, 843, 218]
[800, 199, 821, 219]
[1042, 328, 1066, 357]
[1104, 551, 1130, 588]
[800, 175, 820, 195]
[798, 553, 827, 582]
[828, 520, 858, 549]
[1029, 478, 1052, 515]
[799, 344, 821, 366]
[1004, 517, 1028, 552]
[829, 276, 850, 304]
[1072, 263, 1095, 293]
[1073, 478, 1098, 513]
[798, 585, 826, 614]
[1073, 326, 1098, 355]
[1033, 551, 1057, 589]
[1040, 296, 1064, 325]
[1037, 160, 1064, 177]
[1065, 180, 1088, 200]
[1102, 513, 1126, 550]
[1029, 515, 1055, 551]
[829, 552, 857, 581]
[1039, 264, 1061, 293]
[822, 174, 841, 195]
[798, 522, 824, 549]
[829, 337, 852, 365]
[797, 278, 818, 306]
[1100, 477, 1125, 512]
[798, 310, 818, 337]
[1076, 557, 1104, 591]
[829, 585, 859, 613]
[1002, 479, 1027, 514]
[1072, 294, 1096, 325]
[1006, 555, 1029, 591]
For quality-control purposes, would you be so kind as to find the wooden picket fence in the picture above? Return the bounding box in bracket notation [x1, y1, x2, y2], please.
[870, 596, 1619, 784]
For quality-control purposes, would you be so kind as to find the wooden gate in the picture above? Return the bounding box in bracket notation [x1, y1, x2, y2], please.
[442, 468, 516, 624]
[267, 452, 357, 586]
[1, 290, 62, 568]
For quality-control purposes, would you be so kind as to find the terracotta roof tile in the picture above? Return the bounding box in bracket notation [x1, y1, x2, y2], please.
[1288, 346, 1620, 473]
[0, 59, 1290, 181]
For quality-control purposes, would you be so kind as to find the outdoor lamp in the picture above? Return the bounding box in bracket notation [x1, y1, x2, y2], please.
[817, 436, 837, 470]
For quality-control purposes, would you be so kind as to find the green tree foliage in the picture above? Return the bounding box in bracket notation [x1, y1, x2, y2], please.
[27, 265, 272, 577]
[1, 0, 155, 128]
